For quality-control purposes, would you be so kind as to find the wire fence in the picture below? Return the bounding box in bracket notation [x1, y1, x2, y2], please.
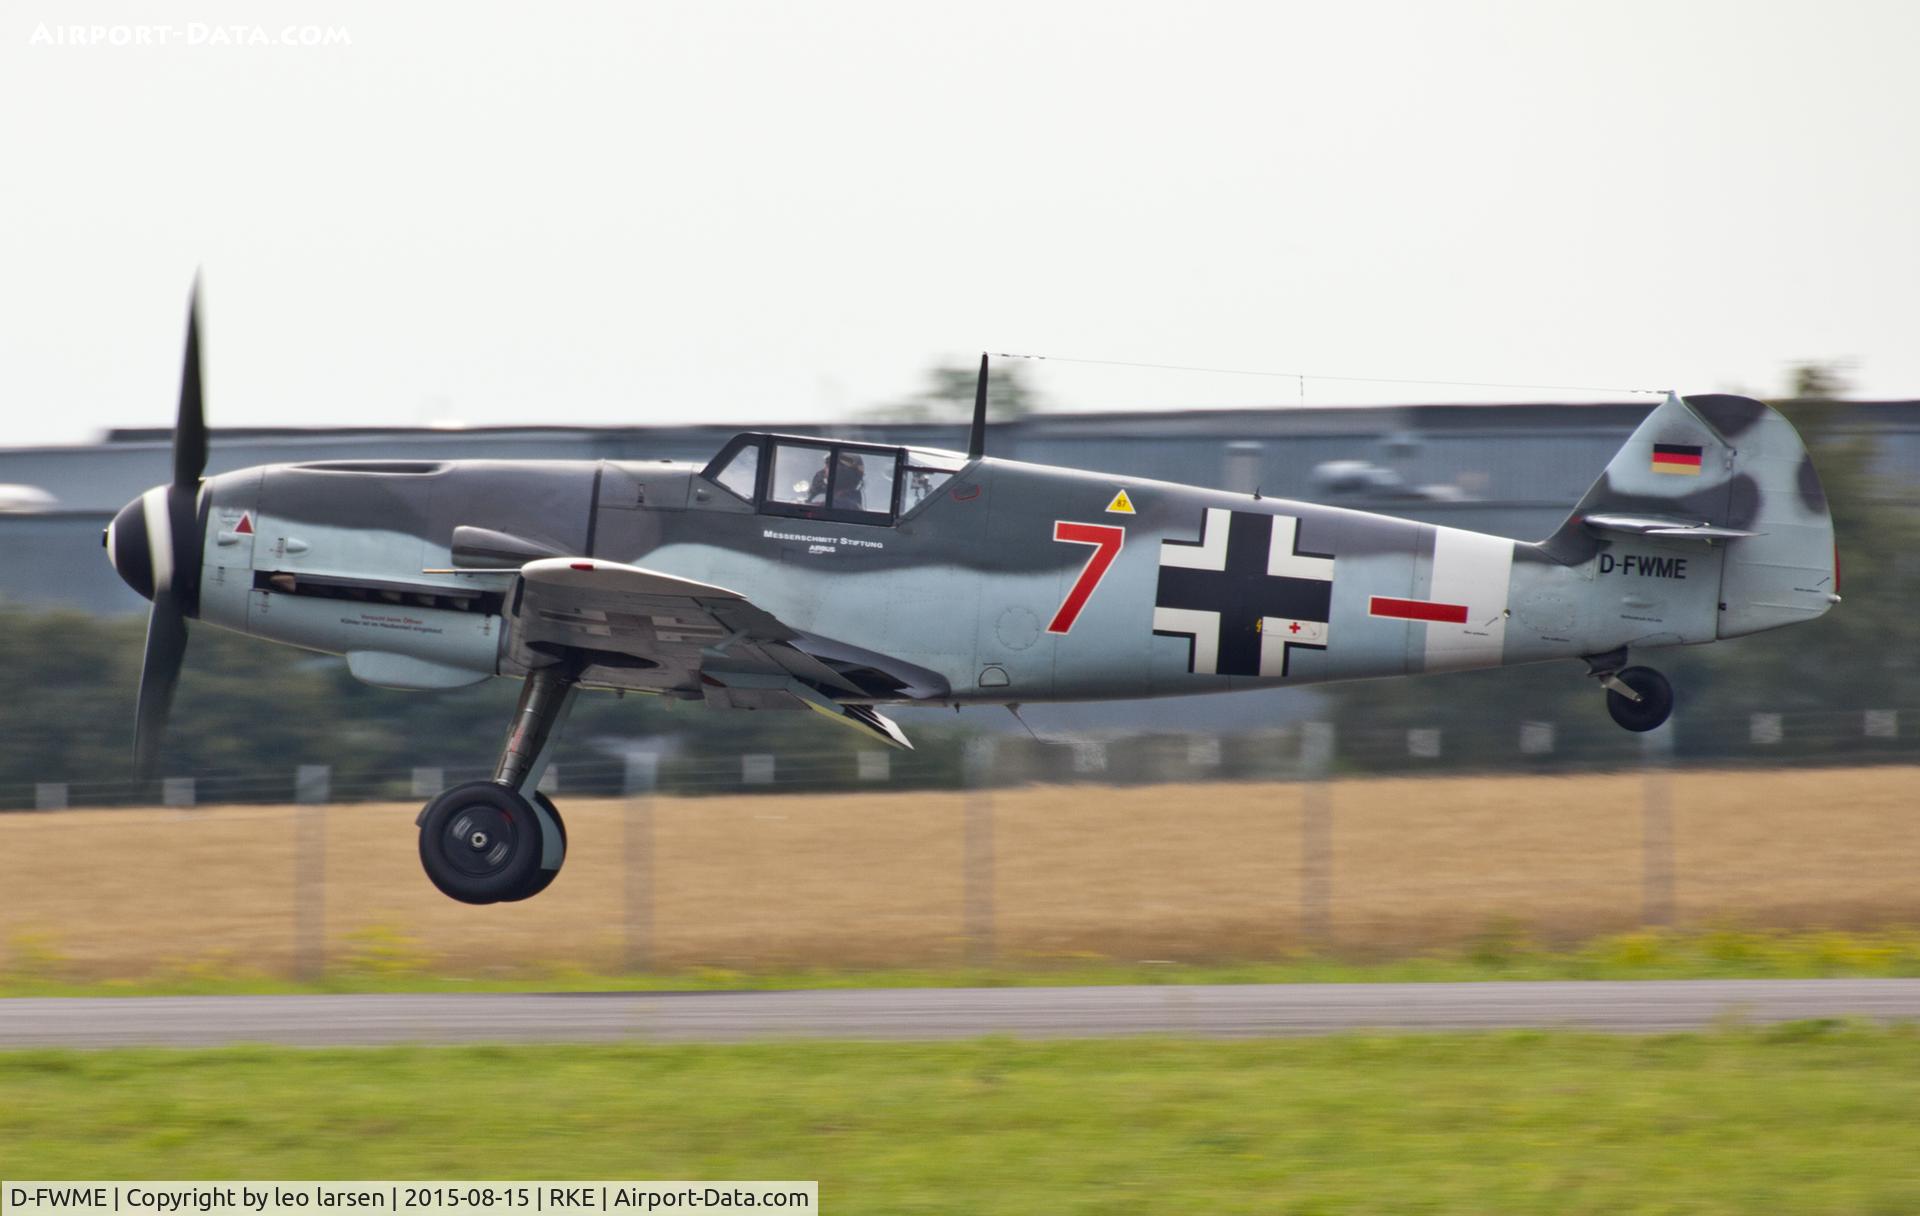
[1, 753, 1914, 981]
[3, 706, 1912, 813]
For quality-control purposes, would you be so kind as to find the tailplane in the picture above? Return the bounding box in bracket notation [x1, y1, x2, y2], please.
[1542, 391, 1838, 638]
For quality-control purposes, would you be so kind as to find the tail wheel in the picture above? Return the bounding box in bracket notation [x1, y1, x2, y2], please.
[1606, 665, 1674, 732]
[418, 781, 544, 905]
[499, 792, 567, 903]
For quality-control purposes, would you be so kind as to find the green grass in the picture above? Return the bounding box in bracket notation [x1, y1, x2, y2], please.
[2, 1029, 1919, 1213]
[7, 926, 1920, 998]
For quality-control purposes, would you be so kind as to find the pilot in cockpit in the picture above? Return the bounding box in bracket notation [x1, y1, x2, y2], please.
[806, 451, 866, 511]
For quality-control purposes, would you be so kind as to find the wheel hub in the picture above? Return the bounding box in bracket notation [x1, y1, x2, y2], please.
[445, 806, 516, 877]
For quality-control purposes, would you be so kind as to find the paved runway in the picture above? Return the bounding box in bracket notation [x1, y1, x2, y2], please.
[2, 980, 1918, 1047]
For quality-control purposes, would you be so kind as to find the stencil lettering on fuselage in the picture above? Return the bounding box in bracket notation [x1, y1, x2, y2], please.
[1153, 507, 1335, 677]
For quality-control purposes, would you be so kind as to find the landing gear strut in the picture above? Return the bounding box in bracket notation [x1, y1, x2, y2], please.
[417, 667, 577, 904]
[1585, 650, 1673, 733]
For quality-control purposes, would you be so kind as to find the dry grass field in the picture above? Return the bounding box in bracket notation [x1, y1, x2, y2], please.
[0, 765, 1915, 978]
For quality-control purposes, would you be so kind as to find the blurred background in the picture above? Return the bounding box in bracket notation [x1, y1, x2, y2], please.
[4, 0, 1918, 985]
[0, 363, 1913, 982]
[0, 359, 1911, 797]
[9, 7, 1920, 1209]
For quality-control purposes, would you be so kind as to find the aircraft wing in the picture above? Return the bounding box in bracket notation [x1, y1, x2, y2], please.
[505, 557, 916, 749]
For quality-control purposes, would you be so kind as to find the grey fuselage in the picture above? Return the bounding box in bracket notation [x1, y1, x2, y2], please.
[179, 396, 1836, 707]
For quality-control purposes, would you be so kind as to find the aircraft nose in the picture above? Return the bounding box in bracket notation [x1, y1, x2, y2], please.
[105, 486, 170, 601]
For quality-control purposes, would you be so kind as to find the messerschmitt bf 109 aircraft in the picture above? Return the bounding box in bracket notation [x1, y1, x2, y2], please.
[106, 287, 1840, 903]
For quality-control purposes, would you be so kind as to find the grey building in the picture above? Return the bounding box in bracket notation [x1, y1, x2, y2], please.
[4, 399, 1913, 617]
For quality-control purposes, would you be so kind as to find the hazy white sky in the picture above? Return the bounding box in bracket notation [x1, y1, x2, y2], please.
[3, 0, 1916, 447]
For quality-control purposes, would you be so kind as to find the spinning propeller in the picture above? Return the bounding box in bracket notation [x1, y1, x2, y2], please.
[104, 279, 209, 777]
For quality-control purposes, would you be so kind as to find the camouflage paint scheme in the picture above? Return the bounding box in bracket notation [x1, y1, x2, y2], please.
[181, 391, 1836, 741]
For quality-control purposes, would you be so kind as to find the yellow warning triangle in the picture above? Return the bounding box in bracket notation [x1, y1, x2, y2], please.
[1106, 489, 1136, 515]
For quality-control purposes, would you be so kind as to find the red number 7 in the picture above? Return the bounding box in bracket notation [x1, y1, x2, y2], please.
[1047, 521, 1126, 634]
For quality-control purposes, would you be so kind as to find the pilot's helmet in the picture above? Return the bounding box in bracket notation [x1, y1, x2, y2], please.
[837, 451, 864, 476]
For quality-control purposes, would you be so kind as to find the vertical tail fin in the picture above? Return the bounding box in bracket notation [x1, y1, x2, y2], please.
[1541, 392, 1837, 637]
[1542, 392, 1741, 562]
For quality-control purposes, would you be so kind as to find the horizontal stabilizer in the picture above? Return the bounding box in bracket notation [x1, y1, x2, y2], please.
[1582, 513, 1761, 540]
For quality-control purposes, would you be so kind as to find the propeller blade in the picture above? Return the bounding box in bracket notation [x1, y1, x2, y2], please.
[133, 589, 189, 779]
[173, 277, 208, 488]
[134, 276, 209, 777]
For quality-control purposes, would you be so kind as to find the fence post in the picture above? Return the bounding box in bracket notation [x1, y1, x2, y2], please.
[1070, 737, 1108, 774]
[1300, 722, 1335, 951]
[963, 738, 996, 966]
[294, 764, 330, 806]
[1640, 726, 1675, 928]
[293, 766, 329, 981]
[857, 751, 891, 782]
[1187, 736, 1222, 771]
[624, 753, 658, 972]
[411, 767, 444, 799]
[1519, 721, 1555, 756]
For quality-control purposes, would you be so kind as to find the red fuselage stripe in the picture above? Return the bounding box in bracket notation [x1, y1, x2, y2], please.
[1369, 595, 1469, 624]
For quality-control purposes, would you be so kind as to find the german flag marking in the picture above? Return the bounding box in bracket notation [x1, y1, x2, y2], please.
[1651, 443, 1704, 475]
[1369, 595, 1470, 625]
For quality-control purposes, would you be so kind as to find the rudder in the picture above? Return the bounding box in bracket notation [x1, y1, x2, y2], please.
[1701, 396, 1839, 637]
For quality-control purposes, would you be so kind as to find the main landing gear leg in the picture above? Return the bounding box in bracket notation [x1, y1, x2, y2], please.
[416, 667, 578, 905]
[1585, 649, 1674, 733]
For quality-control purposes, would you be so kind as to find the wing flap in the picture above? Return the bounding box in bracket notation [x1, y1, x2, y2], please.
[701, 670, 912, 749]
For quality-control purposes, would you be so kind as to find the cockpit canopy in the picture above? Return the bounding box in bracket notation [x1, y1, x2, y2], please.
[701, 433, 967, 525]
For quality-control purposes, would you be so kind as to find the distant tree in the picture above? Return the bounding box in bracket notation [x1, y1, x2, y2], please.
[869, 360, 1040, 422]
[0, 603, 976, 804]
[1655, 363, 1920, 721]
[1317, 365, 1917, 766]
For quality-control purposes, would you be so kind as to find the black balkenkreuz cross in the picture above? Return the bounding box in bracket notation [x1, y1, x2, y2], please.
[1153, 508, 1336, 677]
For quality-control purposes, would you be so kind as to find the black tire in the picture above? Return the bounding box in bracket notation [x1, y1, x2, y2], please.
[418, 781, 545, 905]
[1606, 665, 1674, 732]
[500, 791, 567, 902]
